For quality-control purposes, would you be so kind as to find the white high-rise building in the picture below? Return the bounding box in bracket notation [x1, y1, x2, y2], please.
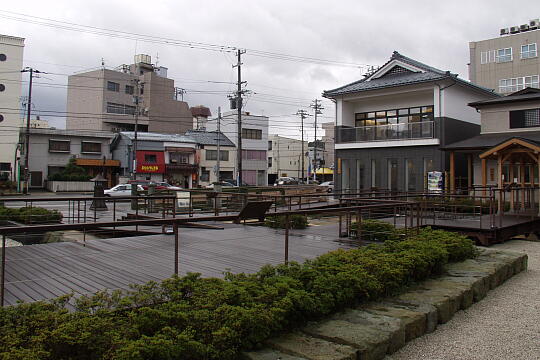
[0, 35, 24, 180]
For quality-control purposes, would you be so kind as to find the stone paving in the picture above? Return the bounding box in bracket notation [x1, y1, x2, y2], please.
[386, 240, 540, 360]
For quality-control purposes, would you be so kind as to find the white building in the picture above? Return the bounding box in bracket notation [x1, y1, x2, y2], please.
[267, 135, 309, 184]
[0, 35, 24, 180]
[207, 111, 268, 185]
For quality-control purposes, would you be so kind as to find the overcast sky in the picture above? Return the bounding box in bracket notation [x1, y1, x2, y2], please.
[2, 0, 539, 138]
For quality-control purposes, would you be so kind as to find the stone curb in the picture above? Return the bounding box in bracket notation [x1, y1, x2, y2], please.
[242, 248, 527, 360]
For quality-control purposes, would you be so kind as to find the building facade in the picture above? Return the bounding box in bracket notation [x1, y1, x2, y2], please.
[25, 128, 119, 188]
[207, 111, 268, 186]
[324, 51, 498, 193]
[66, 54, 192, 134]
[469, 19, 540, 94]
[267, 135, 310, 184]
[185, 129, 236, 187]
[445, 88, 540, 195]
[0, 34, 24, 180]
[111, 132, 198, 186]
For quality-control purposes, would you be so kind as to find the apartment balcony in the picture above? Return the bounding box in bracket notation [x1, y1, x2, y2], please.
[336, 121, 437, 147]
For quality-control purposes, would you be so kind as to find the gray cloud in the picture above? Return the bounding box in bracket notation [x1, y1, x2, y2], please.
[3, 0, 539, 138]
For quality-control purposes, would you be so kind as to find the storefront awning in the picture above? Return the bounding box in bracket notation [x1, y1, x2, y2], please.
[316, 167, 333, 175]
[75, 158, 120, 167]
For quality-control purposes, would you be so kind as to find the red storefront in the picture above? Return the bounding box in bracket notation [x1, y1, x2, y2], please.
[136, 151, 165, 181]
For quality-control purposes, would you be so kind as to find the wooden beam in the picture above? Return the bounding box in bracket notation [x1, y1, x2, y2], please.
[467, 154, 473, 190]
[480, 138, 540, 159]
[498, 153, 503, 214]
[450, 151, 455, 194]
[481, 158, 487, 197]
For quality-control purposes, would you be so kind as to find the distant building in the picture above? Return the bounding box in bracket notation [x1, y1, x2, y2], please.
[191, 105, 212, 130]
[207, 111, 268, 186]
[25, 128, 119, 188]
[0, 34, 24, 180]
[111, 132, 198, 186]
[469, 19, 540, 94]
[66, 54, 192, 134]
[185, 129, 236, 186]
[26, 116, 51, 129]
[321, 122, 335, 170]
[267, 135, 309, 184]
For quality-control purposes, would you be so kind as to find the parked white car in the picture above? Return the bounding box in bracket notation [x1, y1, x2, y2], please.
[104, 184, 144, 197]
[319, 181, 334, 193]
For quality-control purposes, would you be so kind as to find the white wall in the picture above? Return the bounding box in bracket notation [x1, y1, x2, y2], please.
[442, 83, 487, 124]
[0, 35, 24, 178]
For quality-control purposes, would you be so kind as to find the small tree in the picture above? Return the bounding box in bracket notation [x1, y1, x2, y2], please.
[48, 158, 92, 181]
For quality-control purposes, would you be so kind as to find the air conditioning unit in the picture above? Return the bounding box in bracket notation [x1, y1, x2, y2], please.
[530, 19, 540, 29]
[500, 28, 509, 36]
[520, 24, 530, 32]
[510, 26, 520, 33]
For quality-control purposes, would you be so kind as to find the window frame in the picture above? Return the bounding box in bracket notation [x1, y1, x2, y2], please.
[48, 139, 71, 153]
[125, 85, 134, 95]
[495, 47, 513, 63]
[509, 108, 540, 129]
[354, 105, 434, 128]
[81, 141, 102, 154]
[521, 43, 537, 59]
[107, 81, 120, 92]
[241, 128, 263, 140]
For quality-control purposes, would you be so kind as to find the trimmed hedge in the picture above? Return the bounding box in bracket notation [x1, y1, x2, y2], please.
[350, 219, 401, 242]
[0, 206, 62, 224]
[265, 214, 308, 229]
[0, 228, 476, 359]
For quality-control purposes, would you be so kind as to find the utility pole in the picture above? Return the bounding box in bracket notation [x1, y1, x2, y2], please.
[233, 48, 246, 186]
[216, 106, 221, 182]
[21, 67, 41, 194]
[296, 110, 309, 183]
[132, 79, 143, 180]
[310, 99, 324, 181]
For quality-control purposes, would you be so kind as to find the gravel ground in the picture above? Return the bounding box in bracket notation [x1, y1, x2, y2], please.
[386, 240, 540, 360]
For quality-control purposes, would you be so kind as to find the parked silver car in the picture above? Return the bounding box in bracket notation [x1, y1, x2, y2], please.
[319, 181, 334, 193]
[104, 184, 144, 197]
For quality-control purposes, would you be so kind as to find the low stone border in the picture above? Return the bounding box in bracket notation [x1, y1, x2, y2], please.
[242, 248, 528, 360]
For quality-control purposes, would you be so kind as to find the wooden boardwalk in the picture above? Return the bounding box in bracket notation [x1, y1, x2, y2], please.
[2, 223, 351, 306]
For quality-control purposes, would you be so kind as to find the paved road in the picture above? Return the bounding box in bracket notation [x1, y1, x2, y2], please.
[386, 240, 540, 360]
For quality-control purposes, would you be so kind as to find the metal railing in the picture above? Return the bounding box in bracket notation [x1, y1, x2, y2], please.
[337, 121, 435, 143]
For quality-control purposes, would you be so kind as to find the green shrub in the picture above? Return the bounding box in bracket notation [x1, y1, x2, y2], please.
[47, 158, 92, 182]
[350, 219, 401, 242]
[265, 214, 308, 229]
[0, 206, 62, 224]
[0, 229, 475, 360]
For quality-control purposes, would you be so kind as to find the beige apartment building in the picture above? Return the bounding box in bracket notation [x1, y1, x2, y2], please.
[0, 34, 24, 180]
[469, 19, 540, 94]
[66, 54, 192, 134]
[267, 134, 310, 184]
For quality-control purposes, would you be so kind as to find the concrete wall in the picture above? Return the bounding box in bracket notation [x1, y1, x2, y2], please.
[267, 135, 309, 179]
[198, 145, 236, 186]
[27, 130, 114, 187]
[0, 35, 24, 178]
[441, 84, 486, 124]
[480, 99, 540, 134]
[469, 29, 540, 92]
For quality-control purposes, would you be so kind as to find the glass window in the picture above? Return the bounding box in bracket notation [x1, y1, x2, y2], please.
[386, 110, 397, 117]
[201, 170, 210, 182]
[144, 154, 157, 163]
[81, 142, 101, 153]
[268, 141, 272, 150]
[406, 159, 416, 192]
[241, 128, 262, 140]
[398, 109, 409, 115]
[49, 140, 70, 152]
[496, 48, 513, 63]
[268, 157, 272, 167]
[521, 43, 537, 59]
[107, 81, 120, 92]
[510, 108, 540, 128]
[375, 111, 386, 118]
[125, 85, 134, 94]
[367, 112, 375, 118]
[355, 113, 367, 120]
[371, 159, 377, 188]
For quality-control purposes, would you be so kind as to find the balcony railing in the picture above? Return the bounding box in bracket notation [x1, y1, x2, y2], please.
[337, 121, 435, 143]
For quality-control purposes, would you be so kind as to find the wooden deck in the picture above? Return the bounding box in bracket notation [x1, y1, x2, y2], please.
[2, 223, 351, 306]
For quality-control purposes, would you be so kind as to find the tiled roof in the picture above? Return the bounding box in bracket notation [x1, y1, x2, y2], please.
[469, 89, 540, 107]
[444, 131, 540, 150]
[120, 132, 196, 143]
[185, 129, 235, 147]
[323, 51, 498, 97]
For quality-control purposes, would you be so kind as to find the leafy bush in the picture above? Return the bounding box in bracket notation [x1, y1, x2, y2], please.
[0, 228, 475, 360]
[0, 206, 62, 224]
[350, 219, 401, 242]
[47, 158, 92, 182]
[265, 214, 308, 229]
